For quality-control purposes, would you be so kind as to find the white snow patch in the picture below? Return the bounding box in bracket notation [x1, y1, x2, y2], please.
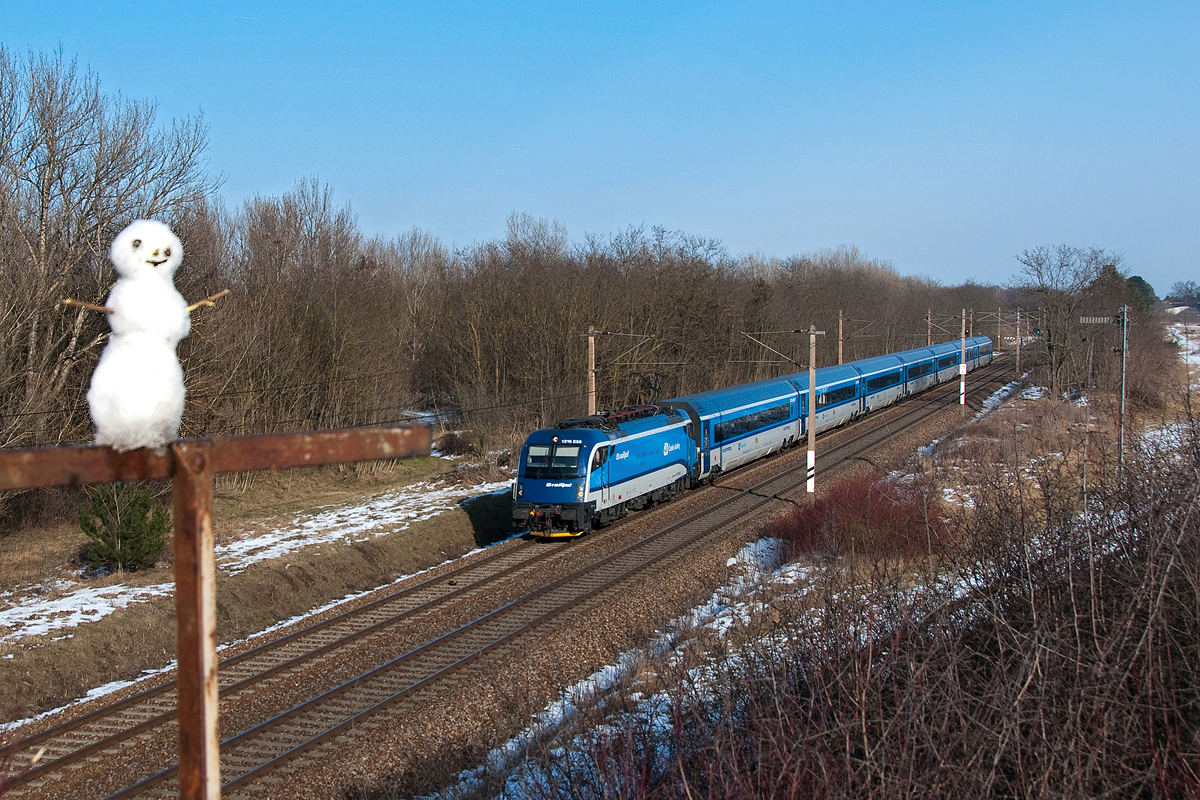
[0, 582, 173, 645]
[975, 380, 1022, 420]
[216, 480, 512, 575]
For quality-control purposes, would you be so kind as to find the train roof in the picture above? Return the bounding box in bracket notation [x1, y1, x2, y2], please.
[851, 354, 905, 377]
[522, 426, 612, 447]
[667, 375, 797, 418]
[893, 346, 939, 365]
[783, 363, 861, 391]
[928, 341, 960, 357]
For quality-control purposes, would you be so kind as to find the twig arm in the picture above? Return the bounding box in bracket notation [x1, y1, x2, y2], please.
[63, 298, 113, 314]
[186, 289, 230, 313]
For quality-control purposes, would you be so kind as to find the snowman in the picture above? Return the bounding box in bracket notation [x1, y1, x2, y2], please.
[71, 220, 225, 452]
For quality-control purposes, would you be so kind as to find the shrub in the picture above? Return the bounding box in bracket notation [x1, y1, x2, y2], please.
[763, 474, 952, 560]
[78, 483, 170, 572]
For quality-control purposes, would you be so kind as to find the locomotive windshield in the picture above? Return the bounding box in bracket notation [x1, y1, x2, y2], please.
[523, 444, 583, 478]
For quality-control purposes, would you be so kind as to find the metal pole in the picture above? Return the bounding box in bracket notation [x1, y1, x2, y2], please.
[960, 309, 967, 406]
[171, 440, 219, 800]
[927, 309, 932, 347]
[838, 309, 844, 365]
[997, 307, 1002, 351]
[808, 324, 817, 493]
[587, 325, 596, 416]
[1016, 307, 1021, 374]
[1119, 305, 1128, 473]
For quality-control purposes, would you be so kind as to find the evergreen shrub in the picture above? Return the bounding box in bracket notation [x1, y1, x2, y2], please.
[78, 483, 170, 571]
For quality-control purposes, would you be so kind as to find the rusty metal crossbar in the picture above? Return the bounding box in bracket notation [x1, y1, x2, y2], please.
[0, 426, 431, 800]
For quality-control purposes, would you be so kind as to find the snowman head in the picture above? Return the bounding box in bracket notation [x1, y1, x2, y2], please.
[109, 220, 184, 281]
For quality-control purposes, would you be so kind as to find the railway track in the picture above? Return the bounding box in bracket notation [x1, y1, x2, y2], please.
[5, 356, 1016, 799]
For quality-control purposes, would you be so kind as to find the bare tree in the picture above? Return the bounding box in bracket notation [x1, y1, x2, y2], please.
[0, 47, 216, 446]
[1014, 245, 1120, 395]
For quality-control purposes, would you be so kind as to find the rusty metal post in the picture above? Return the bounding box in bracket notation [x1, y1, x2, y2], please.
[171, 440, 219, 800]
[0, 425, 430, 800]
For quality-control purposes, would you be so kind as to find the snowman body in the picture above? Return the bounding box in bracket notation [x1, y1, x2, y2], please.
[87, 220, 191, 452]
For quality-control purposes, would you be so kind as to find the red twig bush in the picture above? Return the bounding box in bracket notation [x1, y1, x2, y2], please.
[764, 474, 953, 560]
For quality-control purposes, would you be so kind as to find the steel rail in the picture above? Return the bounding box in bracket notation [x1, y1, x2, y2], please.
[6, 537, 567, 788]
[105, 357, 1014, 798]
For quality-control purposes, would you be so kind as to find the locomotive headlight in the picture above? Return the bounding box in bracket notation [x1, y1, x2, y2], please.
[576, 482, 585, 500]
[516, 482, 524, 498]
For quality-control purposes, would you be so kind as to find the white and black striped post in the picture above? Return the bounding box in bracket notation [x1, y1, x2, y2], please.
[959, 309, 967, 406]
[807, 325, 825, 493]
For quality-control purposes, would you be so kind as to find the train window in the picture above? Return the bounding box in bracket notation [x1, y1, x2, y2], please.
[937, 355, 958, 369]
[817, 384, 856, 409]
[906, 363, 933, 380]
[715, 403, 790, 443]
[524, 445, 582, 478]
[866, 371, 902, 393]
[591, 447, 608, 470]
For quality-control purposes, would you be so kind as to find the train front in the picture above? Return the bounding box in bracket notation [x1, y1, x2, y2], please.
[512, 427, 607, 536]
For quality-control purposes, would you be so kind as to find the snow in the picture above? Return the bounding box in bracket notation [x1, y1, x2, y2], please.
[217, 480, 512, 575]
[0, 478, 513, 646]
[976, 380, 1022, 420]
[1170, 322, 1200, 388]
[0, 583, 174, 645]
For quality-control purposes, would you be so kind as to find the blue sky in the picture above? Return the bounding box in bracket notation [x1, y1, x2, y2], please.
[4, 1, 1197, 293]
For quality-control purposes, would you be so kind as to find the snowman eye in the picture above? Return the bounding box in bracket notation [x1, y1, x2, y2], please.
[164, 248, 172, 257]
[132, 239, 142, 249]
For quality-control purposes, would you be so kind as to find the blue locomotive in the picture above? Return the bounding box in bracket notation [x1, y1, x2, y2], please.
[513, 336, 994, 536]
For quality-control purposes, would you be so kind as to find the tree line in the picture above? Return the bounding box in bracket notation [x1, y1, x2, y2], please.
[0, 47, 1177, 463]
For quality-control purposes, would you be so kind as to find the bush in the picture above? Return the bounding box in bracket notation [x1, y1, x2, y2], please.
[763, 474, 953, 560]
[78, 483, 170, 572]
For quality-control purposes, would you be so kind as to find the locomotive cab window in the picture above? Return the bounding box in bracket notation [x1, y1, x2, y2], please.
[524, 444, 582, 478]
[591, 447, 608, 470]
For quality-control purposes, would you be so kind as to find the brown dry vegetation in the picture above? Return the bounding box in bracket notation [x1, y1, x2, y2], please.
[457, 389, 1200, 799]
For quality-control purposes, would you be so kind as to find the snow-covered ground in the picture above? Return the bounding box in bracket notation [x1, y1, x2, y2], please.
[0, 479, 511, 647]
[1171, 322, 1200, 386]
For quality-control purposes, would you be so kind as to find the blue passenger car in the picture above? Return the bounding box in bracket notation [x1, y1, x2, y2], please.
[665, 377, 800, 477]
[855, 354, 907, 411]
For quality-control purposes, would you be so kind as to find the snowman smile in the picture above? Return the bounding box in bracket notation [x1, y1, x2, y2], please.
[147, 258, 168, 267]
